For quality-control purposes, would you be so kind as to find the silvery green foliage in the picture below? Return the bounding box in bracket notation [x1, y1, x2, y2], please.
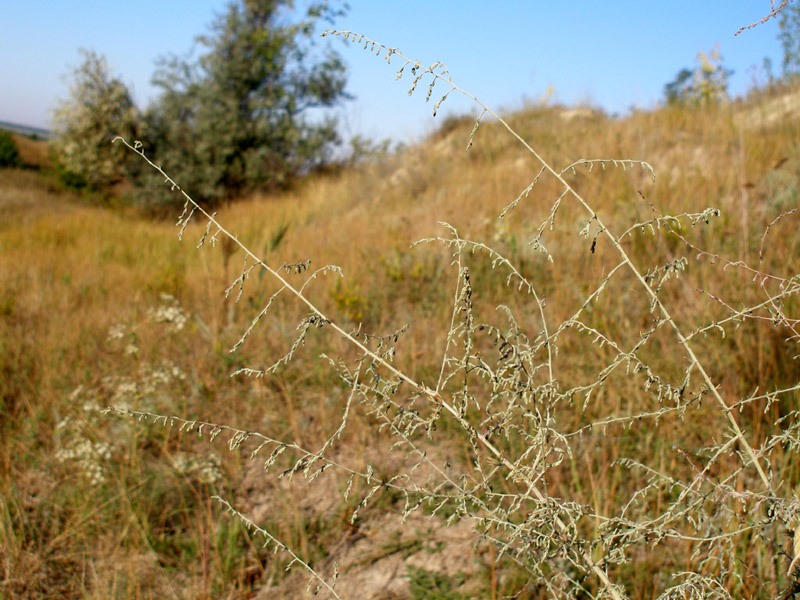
[128, 0, 347, 210]
[52, 49, 137, 189]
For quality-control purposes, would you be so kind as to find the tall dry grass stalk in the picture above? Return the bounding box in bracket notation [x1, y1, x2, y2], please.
[97, 33, 800, 599]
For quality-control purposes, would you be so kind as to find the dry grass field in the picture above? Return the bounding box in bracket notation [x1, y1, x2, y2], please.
[2, 82, 800, 599]
[9, 134, 51, 170]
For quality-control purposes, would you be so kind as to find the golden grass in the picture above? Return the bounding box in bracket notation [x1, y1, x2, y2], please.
[2, 85, 800, 598]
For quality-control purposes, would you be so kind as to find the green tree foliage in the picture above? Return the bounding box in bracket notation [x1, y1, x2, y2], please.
[52, 49, 138, 189]
[131, 0, 348, 210]
[778, 2, 800, 76]
[664, 46, 733, 105]
[663, 68, 694, 104]
[0, 130, 21, 168]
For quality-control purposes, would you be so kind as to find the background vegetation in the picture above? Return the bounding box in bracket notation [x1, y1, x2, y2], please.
[0, 130, 21, 168]
[51, 0, 348, 210]
[3, 4, 800, 599]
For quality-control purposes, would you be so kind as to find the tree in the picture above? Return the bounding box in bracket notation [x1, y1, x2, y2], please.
[52, 49, 138, 189]
[663, 46, 733, 105]
[132, 0, 348, 209]
[663, 68, 694, 104]
[778, 2, 800, 77]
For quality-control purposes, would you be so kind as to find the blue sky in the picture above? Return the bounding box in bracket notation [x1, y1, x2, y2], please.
[0, 1, 786, 143]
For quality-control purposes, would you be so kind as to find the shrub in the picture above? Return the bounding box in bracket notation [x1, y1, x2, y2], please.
[0, 130, 20, 167]
[51, 49, 137, 190]
[664, 46, 733, 105]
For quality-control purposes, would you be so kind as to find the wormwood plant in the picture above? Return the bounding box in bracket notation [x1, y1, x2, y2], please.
[110, 32, 800, 599]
